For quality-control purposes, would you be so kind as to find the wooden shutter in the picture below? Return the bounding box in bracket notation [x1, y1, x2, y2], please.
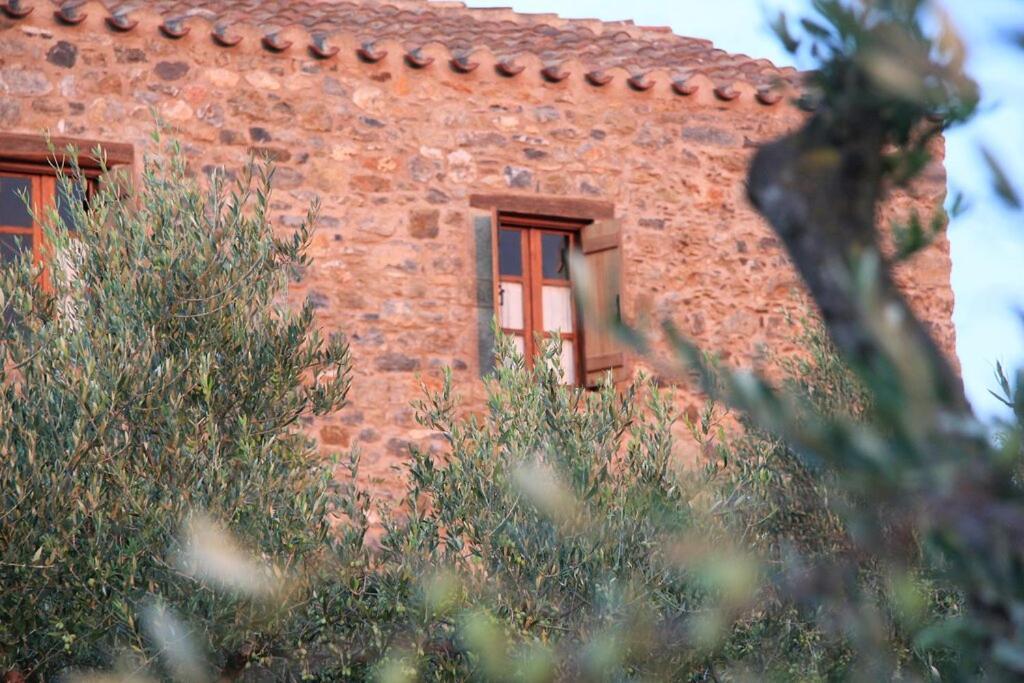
[473, 212, 499, 377]
[578, 218, 625, 387]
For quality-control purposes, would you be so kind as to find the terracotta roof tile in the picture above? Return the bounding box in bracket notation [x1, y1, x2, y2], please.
[16, 0, 802, 97]
[2, 0, 798, 98]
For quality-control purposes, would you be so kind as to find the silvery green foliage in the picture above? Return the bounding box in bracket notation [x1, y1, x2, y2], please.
[304, 335, 724, 680]
[697, 318, 969, 679]
[0, 137, 351, 678]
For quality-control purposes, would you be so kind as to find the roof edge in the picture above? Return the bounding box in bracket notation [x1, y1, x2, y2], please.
[3, 0, 808, 108]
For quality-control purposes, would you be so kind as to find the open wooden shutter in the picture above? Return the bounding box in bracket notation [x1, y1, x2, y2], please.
[473, 211, 499, 377]
[578, 218, 625, 387]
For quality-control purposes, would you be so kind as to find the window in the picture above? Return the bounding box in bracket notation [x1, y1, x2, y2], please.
[471, 193, 626, 388]
[0, 133, 133, 276]
[497, 213, 585, 384]
[0, 172, 93, 270]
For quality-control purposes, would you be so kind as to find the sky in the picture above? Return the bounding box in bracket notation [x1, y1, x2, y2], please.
[461, 0, 1024, 421]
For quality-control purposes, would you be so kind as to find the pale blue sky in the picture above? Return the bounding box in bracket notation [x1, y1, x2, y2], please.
[462, 0, 1024, 420]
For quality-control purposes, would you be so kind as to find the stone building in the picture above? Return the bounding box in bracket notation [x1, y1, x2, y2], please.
[0, 0, 955, 494]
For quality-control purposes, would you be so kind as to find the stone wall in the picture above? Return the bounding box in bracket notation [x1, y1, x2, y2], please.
[0, 12, 955, 499]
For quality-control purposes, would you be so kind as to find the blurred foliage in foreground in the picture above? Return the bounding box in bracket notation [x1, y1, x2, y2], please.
[4, 0, 1024, 680]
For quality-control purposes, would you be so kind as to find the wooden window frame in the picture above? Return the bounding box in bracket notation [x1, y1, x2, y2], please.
[497, 212, 588, 383]
[472, 193, 624, 387]
[0, 172, 78, 267]
[1, 132, 134, 282]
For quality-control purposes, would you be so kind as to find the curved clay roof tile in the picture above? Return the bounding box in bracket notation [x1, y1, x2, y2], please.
[495, 59, 525, 77]
[360, 41, 390, 62]
[262, 31, 293, 52]
[540, 64, 570, 82]
[211, 23, 242, 47]
[160, 18, 190, 39]
[54, 2, 86, 24]
[450, 54, 479, 73]
[627, 72, 656, 91]
[1, 0, 33, 18]
[106, 10, 137, 31]
[38, 0, 801, 96]
[309, 33, 339, 58]
[672, 78, 699, 96]
[405, 47, 435, 68]
[755, 88, 784, 105]
[714, 84, 740, 101]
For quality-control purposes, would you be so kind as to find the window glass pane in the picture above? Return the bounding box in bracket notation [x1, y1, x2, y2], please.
[0, 176, 33, 228]
[498, 228, 522, 276]
[542, 285, 573, 333]
[559, 340, 576, 386]
[0, 232, 32, 265]
[56, 179, 87, 233]
[511, 334, 525, 359]
[541, 232, 570, 280]
[499, 281, 524, 330]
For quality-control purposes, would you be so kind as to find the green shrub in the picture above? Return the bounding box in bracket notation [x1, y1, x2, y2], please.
[303, 323, 952, 681]
[701, 319, 862, 565]
[700, 319, 964, 679]
[0, 138, 350, 677]
[1, 132, 996, 680]
[304, 335, 726, 680]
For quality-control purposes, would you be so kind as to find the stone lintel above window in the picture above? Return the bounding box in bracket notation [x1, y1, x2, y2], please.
[469, 193, 615, 222]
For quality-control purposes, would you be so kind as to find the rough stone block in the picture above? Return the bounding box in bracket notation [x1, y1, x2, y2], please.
[408, 209, 440, 238]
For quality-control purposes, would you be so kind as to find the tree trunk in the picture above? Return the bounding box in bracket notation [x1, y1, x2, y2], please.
[746, 110, 971, 419]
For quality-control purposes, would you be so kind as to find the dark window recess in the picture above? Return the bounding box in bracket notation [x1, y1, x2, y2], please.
[0, 231, 31, 328]
[0, 170, 96, 286]
[541, 232, 570, 280]
[0, 232, 32, 264]
[0, 176, 33, 228]
[498, 228, 522, 276]
[56, 179, 87, 233]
